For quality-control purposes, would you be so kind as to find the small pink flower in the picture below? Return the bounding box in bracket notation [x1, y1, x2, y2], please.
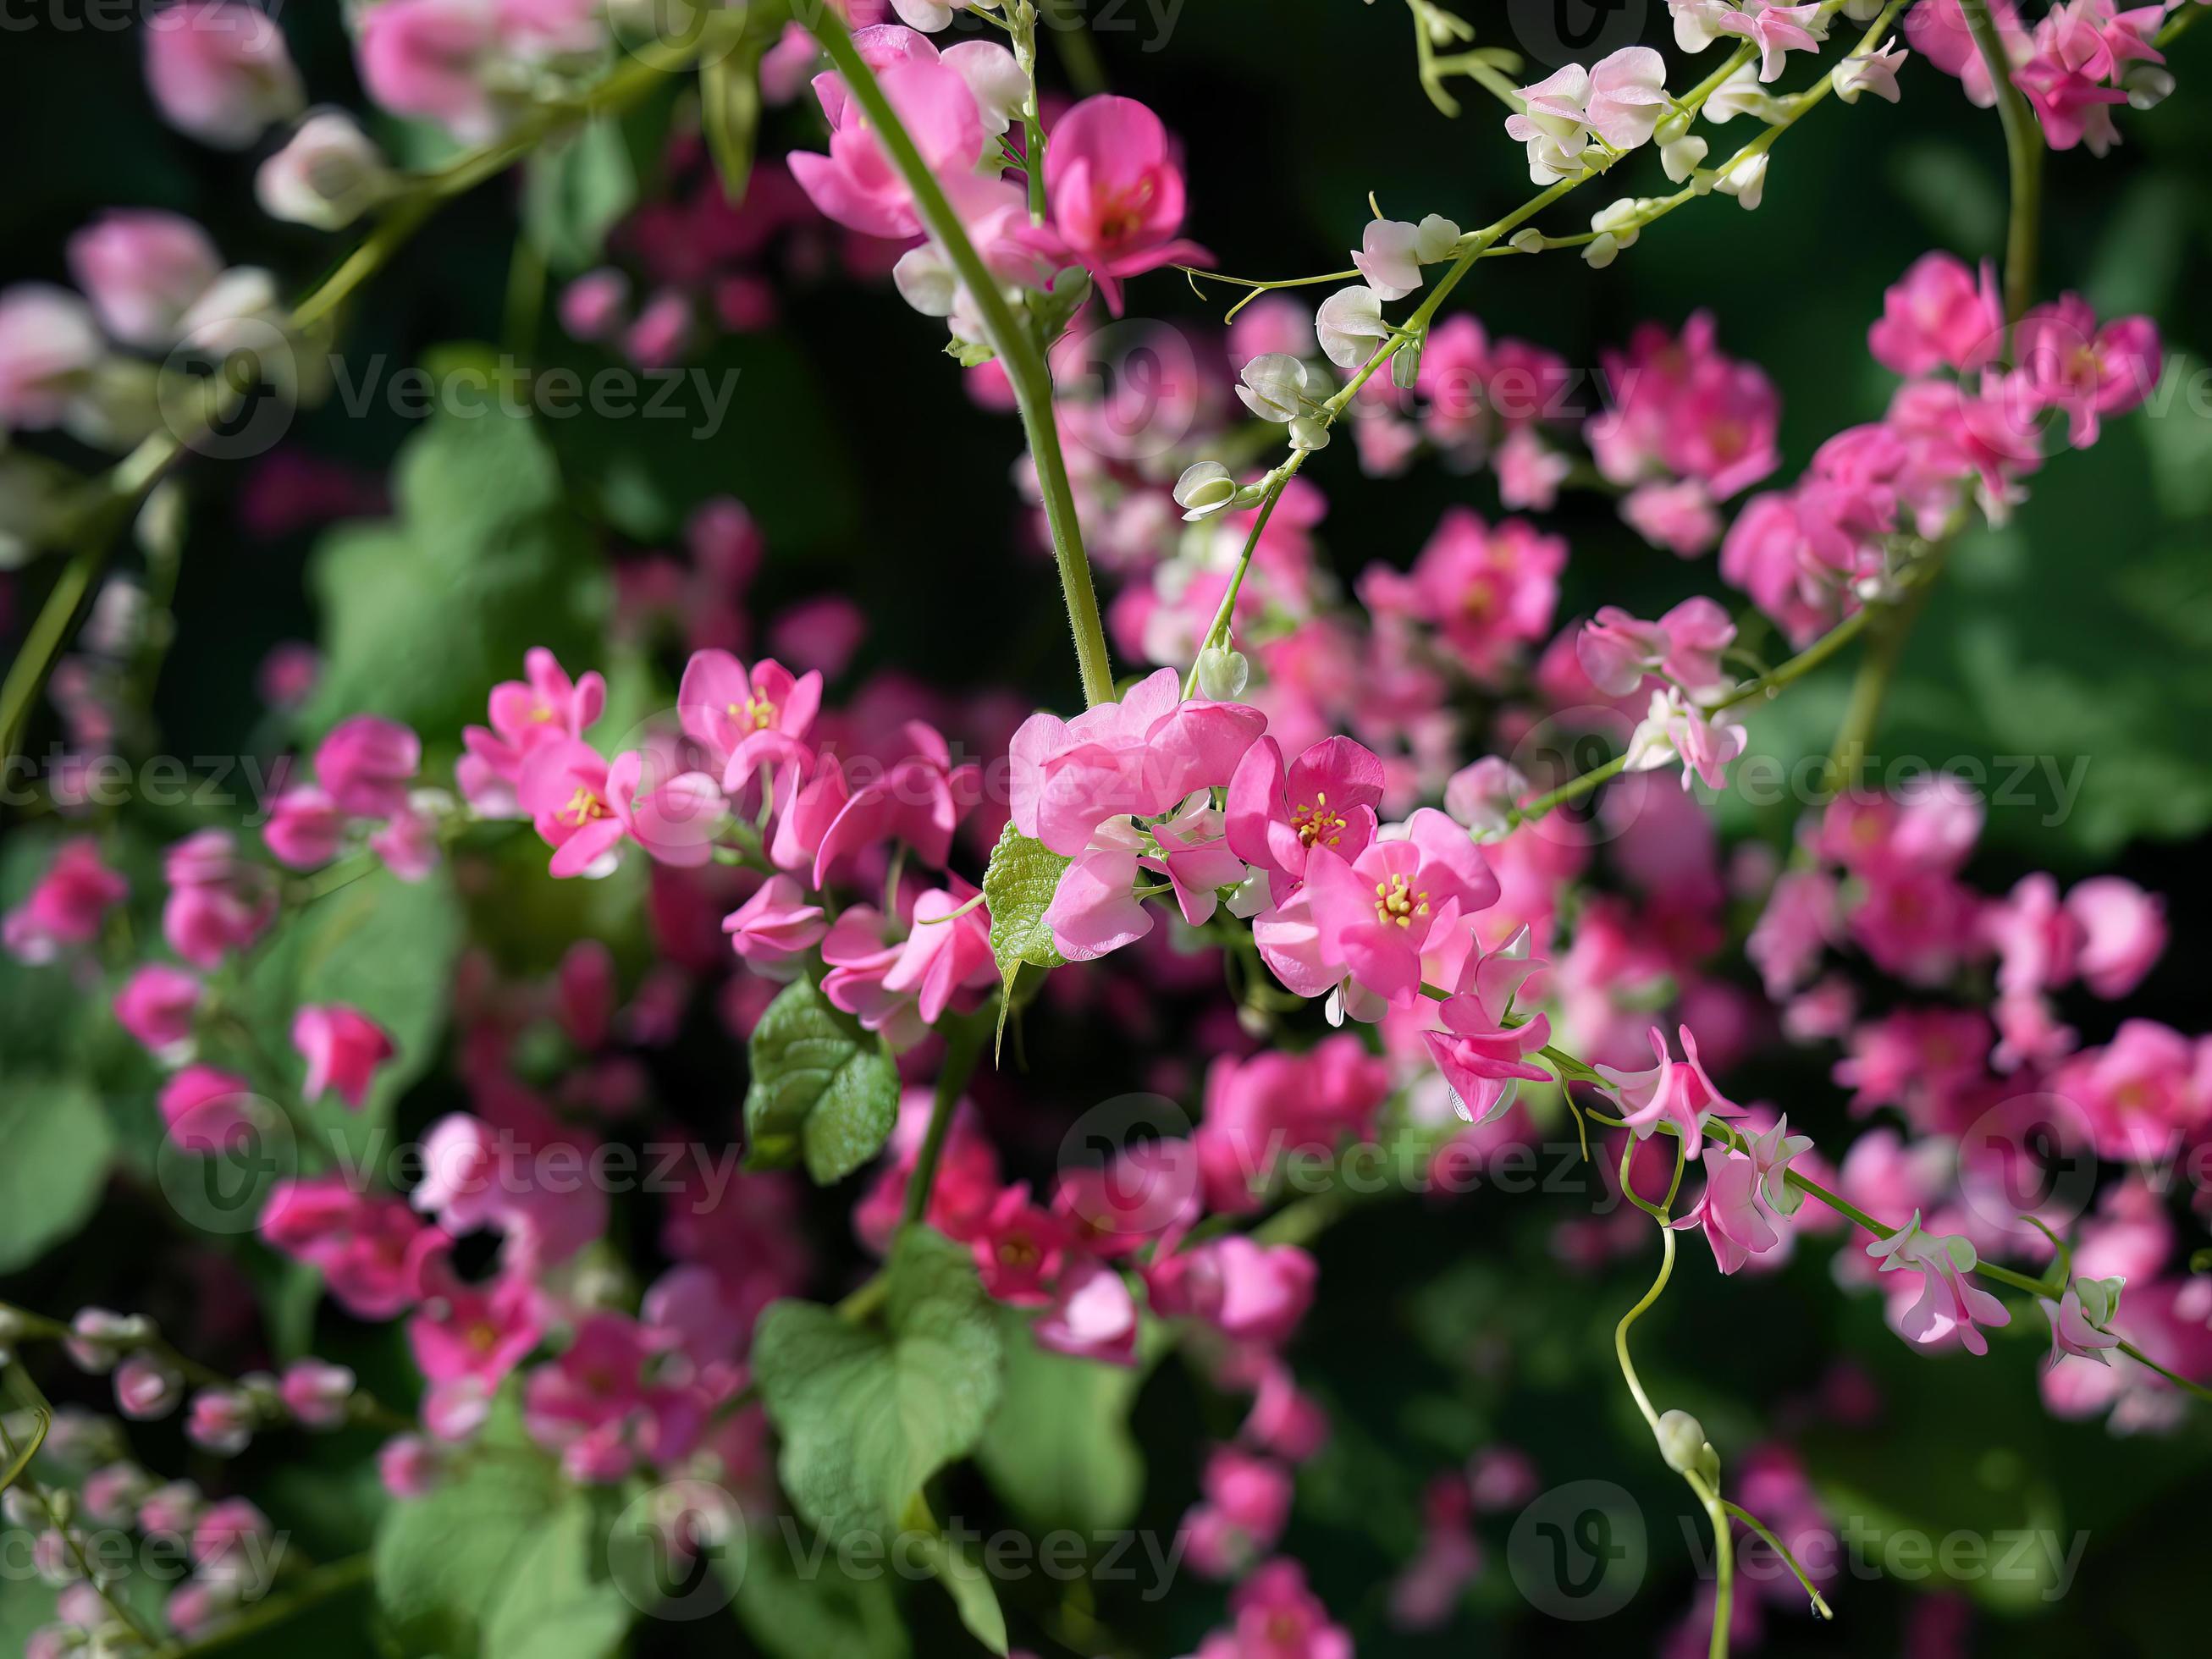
[678, 648, 824, 790]
[66, 210, 220, 349]
[3, 837, 127, 963]
[1357, 509, 1565, 685]
[1577, 597, 1735, 703]
[408, 1263, 545, 1431]
[261, 1177, 427, 1320]
[162, 829, 275, 968]
[114, 1353, 184, 1421]
[314, 714, 420, 818]
[1028, 95, 1210, 313]
[185, 1387, 257, 1456]
[1671, 1145, 1779, 1274]
[1866, 1210, 2011, 1356]
[0, 284, 105, 430]
[1715, 0, 1829, 82]
[722, 874, 829, 967]
[1034, 1255, 1140, 1364]
[517, 739, 628, 878]
[356, 0, 504, 141]
[292, 1005, 396, 1107]
[1208, 1237, 1318, 1347]
[2012, 295, 2160, 448]
[1620, 477, 1724, 557]
[279, 1359, 356, 1427]
[2066, 875, 2165, 997]
[790, 43, 990, 240]
[157, 1064, 257, 1149]
[1595, 1024, 1743, 1142]
[458, 647, 607, 816]
[1867, 251, 2005, 376]
[1227, 735, 1386, 902]
[262, 786, 349, 870]
[970, 1182, 1070, 1307]
[1183, 1444, 1294, 1577]
[1301, 809, 1501, 1009]
[1623, 687, 1748, 791]
[1423, 930, 1553, 1124]
[378, 1434, 442, 1497]
[144, 1, 304, 148]
[880, 882, 996, 1024]
[1207, 1558, 1352, 1659]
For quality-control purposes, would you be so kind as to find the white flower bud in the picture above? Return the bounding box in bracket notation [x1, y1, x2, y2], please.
[1195, 645, 1249, 700]
[1173, 460, 1239, 521]
[1413, 212, 1461, 263]
[1314, 284, 1389, 368]
[1236, 352, 1307, 422]
[257, 111, 397, 231]
[1591, 198, 1642, 248]
[2126, 65, 2175, 111]
[1715, 152, 1768, 211]
[892, 246, 957, 317]
[1658, 1409, 1707, 1475]
[1582, 231, 1619, 269]
[1509, 228, 1546, 254]
[1654, 107, 1691, 146]
[1660, 135, 1708, 183]
[1287, 414, 1331, 451]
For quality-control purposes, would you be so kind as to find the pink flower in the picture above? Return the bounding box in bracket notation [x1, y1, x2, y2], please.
[2012, 296, 2160, 448]
[1243, 1364, 1331, 1462]
[262, 787, 349, 869]
[1203, 1558, 1352, 1659]
[1055, 1140, 1202, 1255]
[0, 284, 105, 429]
[1589, 311, 1780, 500]
[356, 0, 504, 142]
[1716, 0, 1829, 82]
[819, 905, 930, 1047]
[1868, 251, 2005, 376]
[162, 829, 275, 968]
[1358, 509, 1565, 684]
[1594, 1025, 1743, 1142]
[1034, 1255, 1141, 1364]
[1623, 688, 1748, 791]
[2050, 1020, 2212, 1163]
[790, 41, 990, 240]
[3, 838, 126, 963]
[1029, 95, 1210, 313]
[516, 740, 637, 879]
[185, 1387, 257, 1456]
[1300, 808, 1500, 1009]
[1576, 598, 1735, 703]
[1746, 869, 1839, 999]
[314, 714, 420, 818]
[677, 648, 824, 790]
[143, 1, 303, 148]
[1423, 930, 1553, 1123]
[1671, 1145, 1779, 1273]
[2043, 1280, 2123, 1368]
[2066, 875, 2164, 997]
[1983, 872, 2082, 996]
[1205, 1237, 1318, 1347]
[523, 1312, 703, 1482]
[157, 1064, 257, 1149]
[292, 1005, 396, 1108]
[458, 647, 607, 816]
[1227, 735, 1386, 901]
[114, 1353, 184, 1421]
[970, 1182, 1070, 1306]
[1866, 1210, 2011, 1356]
[1012, 665, 1267, 857]
[279, 1359, 356, 1427]
[261, 1177, 427, 1320]
[65, 210, 220, 349]
[114, 963, 203, 1061]
[1620, 477, 1724, 557]
[378, 1435, 442, 1498]
[407, 1260, 545, 1429]
[722, 874, 829, 967]
[1183, 1445, 1294, 1577]
[879, 882, 996, 1023]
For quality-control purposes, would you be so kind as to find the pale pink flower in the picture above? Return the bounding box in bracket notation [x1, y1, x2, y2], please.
[880, 881, 996, 1023]
[1623, 687, 1748, 791]
[1866, 1210, 2011, 1356]
[1577, 597, 1735, 703]
[279, 1359, 356, 1427]
[2043, 1280, 2122, 1368]
[144, 1, 303, 148]
[1595, 1024, 1744, 1142]
[356, 0, 505, 142]
[790, 47, 989, 240]
[2066, 875, 2164, 997]
[1671, 1145, 1779, 1273]
[66, 210, 220, 348]
[1423, 929, 1553, 1123]
[114, 1353, 184, 1421]
[1833, 36, 1911, 103]
[1716, 0, 1829, 82]
[1034, 1255, 1140, 1364]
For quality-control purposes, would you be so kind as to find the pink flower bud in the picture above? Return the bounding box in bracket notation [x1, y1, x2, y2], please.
[313, 714, 420, 818]
[65, 210, 221, 349]
[114, 1353, 185, 1421]
[291, 1005, 397, 1108]
[143, 1, 305, 150]
[114, 964, 203, 1061]
[278, 1359, 356, 1428]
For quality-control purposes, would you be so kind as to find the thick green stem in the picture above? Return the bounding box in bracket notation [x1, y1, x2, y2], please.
[804, 8, 1115, 708]
[1961, 0, 2042, 322]
[902, 1016, 988, 1229]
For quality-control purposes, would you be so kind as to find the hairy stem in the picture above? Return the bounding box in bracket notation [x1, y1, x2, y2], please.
[1961, 0, 2043, 322]
[804, 8, 1115, 708]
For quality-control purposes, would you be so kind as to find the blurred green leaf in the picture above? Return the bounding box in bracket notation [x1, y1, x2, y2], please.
[302, 391, 602, 745]
[0, 1077, 114, 1273]
[742, 975, 899, 1183]
[976, 1310, 1147, 1535]
[702, 47, 764, 206]
[753, 1226, 1004, 1546]
[729, 1523, 910, 1659]
[524, 119, 638, 276]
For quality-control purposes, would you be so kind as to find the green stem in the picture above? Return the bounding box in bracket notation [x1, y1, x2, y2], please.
[1724, 1500, 1834, 1618]
[804, 8, 1115, 708]
[1180, 460, 1294, 697]
[1961, 0, 2042, 322]
[902, 1016, 988, 1229]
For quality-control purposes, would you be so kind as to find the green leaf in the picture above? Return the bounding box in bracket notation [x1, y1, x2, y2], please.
[701, 48, 764, 205]
[981, 823, 1067, 1057]
[976, 1310, 1147, 1535]
[753, 1226, 1004, 1546]
[243, 864, 463, 1166]
[729, 1521, 909, 1659]
[303, 391, 602, 745]
[523, 118, 638, 275]
[376, 1458, 632, 1658]
[0, 1077, 114, 1273]
[742, 976, 899, 1183]
[901, 1493, 1008, 1656]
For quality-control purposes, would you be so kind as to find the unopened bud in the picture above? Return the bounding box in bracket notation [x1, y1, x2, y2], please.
[1195, 646, 1250, 701]
[1658, 1409, 1707, 1474]
[1661, 135, 1708, 184]
[1392, 337, 1424, 389]
[1413, 213, 1461, 263]
[1509, 228, 1546, 254]
[1172, 460, 1239, 521]
[1287, 414, 1331, 451]
[2126, 66, 2174, 111]
[1582, 232, 1620, 270]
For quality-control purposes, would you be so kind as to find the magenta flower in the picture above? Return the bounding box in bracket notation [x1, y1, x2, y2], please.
[1866, 1211, 2011, 1356]
[2012, 295, 2160, 447]
[1012, 665, 1266, 858]
[161, 830, 275, 968]
[261, 1177, 428, 1321]
[262, 787, 348, 871]
[523, 1312, 703, 1483]
[314, 715, 421, 819]
[518, 739, 627, 878]
[1227, 734, 1386, 902]
[1300, 809, 1501, 1009]
[1357, 509, 1565, 685]
[790, 46, 989, 240]
[1026, 95, 1209, 313]
[458, 647, 607, 817]
[114, 964, 203, 1062]
[1183, 1445, 1294, 1579]
[676, 648, 823, 791]
[2066, 875, 2165, 997]
[722, 874, 829, 968]
[1205, 1557, 1352, 1659]
[1422, 929, 1553, 1124]
[1034, 1255, 1140, 1364]
[1867, 251, 2005, 376]
[970, 1182, 1071, 1307]
[3, 837, 126, 964]
[1595, 1024, 1744, 1142]
[157, 1064, 258, 1152]
[292, 1004, 396, 1108]
[143, 1, 303, 149]
[409, 1263, 546, 1437]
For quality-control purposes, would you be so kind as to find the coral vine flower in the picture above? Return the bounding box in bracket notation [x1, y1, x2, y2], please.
[1577, 598, 1736, 703]
[1422, 929, 1553, 1123]
[970, 1182, 1071, 1306]
[1594, 1024, 1743, 1142]
[790, 41, 989, 240]
[1717, 1, 1829, 82]
[459, 647, 607, 816]
[292, 1005, 397, 1108]
[1672, 1145, 1779, 1273]
[676, 648, 824, 791]
[3, 837, 126, 963]
[1029, 95, 1211, 313]
[1299, 808, 1502, 1009]
[1866, 1210, 2011, 1356]
[1227, 735, 1386, 902]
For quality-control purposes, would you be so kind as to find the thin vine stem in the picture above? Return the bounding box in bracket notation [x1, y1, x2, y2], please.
[802, 7, 1116, 708]
[1961, 0, 2044, 322]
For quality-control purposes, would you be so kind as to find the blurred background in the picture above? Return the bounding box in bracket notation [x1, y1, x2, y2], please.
[5, 3, 2212, 1655]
